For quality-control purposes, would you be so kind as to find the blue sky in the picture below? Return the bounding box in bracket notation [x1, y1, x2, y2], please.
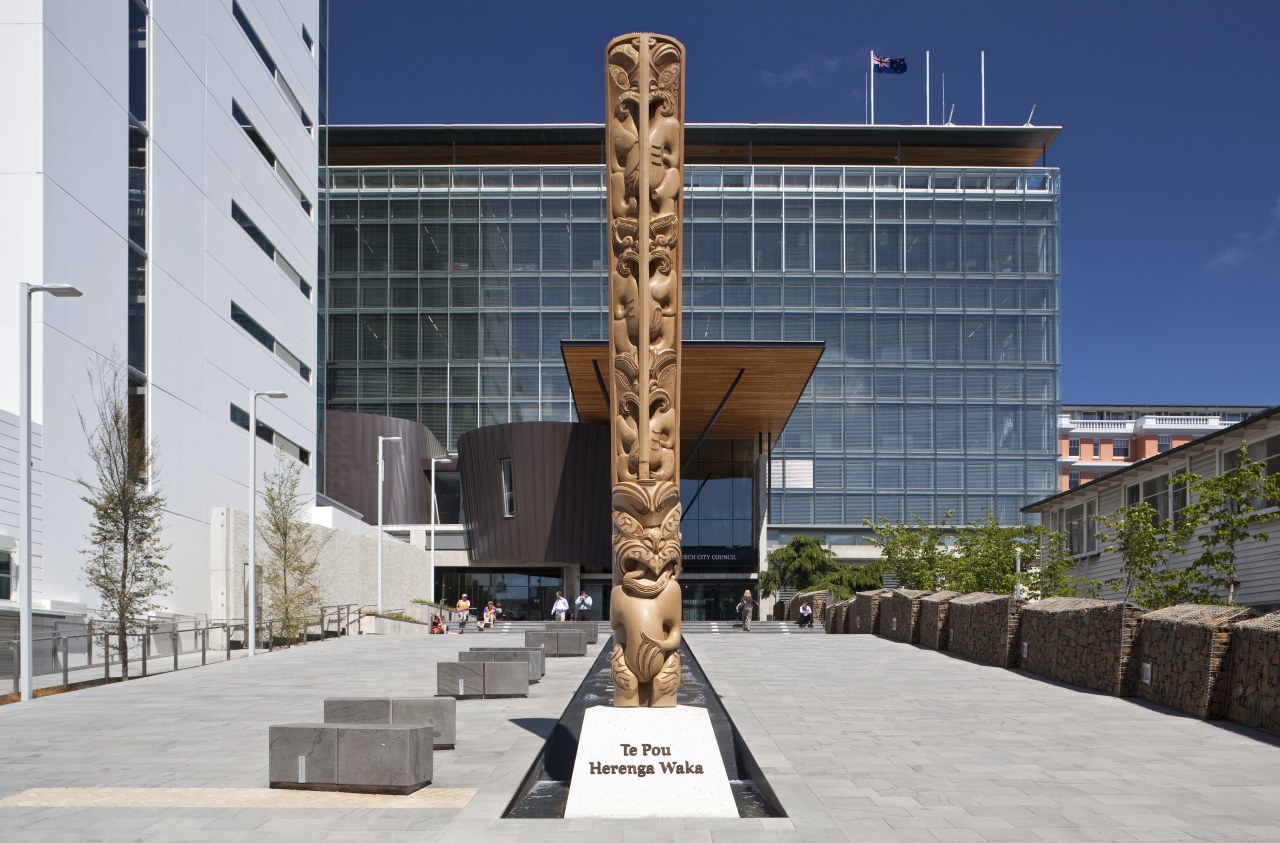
[328, 1, 1280, 407]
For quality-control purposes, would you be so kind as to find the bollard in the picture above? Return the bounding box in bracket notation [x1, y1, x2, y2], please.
[62, 636, 70, 689]
[87, 621, 94, 667]
[141, 631, 148, 678]
[201, 624, 208, 666]
[10, 641, 18, 696]
[267, 621, 274, 652]
[103, 634, 110, 683]
[172, 630, 179, 673]
[226, 624, 232, 661]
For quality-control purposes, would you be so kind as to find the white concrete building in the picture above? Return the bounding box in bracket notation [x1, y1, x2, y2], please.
[0, 1, 321, 622]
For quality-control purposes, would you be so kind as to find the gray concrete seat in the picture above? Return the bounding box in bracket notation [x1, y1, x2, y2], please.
[437, 660, 530, 698]
[460, 648, 543, 682]
[269, 723, 432, 795]
[323, 697, 456, 749]
[524, 629, 586, 656]
[542, 621, 599, 644]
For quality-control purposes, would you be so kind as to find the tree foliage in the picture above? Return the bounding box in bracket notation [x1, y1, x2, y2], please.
[759, 534, 880, 601]
[864, 515, 950, 590]
[1175, 444, 1280, 601]
[78, 356, 171, 680]
[1093, 502, 1200, 609]
[259, 455, 330, 644]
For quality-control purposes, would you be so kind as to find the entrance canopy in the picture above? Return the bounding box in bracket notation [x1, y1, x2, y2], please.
[562, 340, 824, 449]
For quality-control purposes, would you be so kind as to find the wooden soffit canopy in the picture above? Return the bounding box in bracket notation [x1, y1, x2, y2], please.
[562, 340, 824, 446]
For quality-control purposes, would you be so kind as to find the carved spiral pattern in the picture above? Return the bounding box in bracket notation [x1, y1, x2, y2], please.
[605, 33, 685, 708]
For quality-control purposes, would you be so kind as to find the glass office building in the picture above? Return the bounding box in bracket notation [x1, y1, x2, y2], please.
[320, 125, 1060, 558]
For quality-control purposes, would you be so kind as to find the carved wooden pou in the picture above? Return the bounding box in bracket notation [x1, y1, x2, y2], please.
[605, 33, 684, 707]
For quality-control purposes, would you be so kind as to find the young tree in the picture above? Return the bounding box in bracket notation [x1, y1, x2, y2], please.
[1093, 501, 1200, 609]
[1026, 525, 1101, 600]
[947, 511, 1030, 594]
[78, 357, 171, 680]
[258, 455, 330, 644]
[864, 515, 950, 590]
[1174, 444, 1280, 603]
[759, 534, 880, 600]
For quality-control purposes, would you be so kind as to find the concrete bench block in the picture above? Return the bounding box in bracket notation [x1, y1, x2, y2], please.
[269, 724, 337, 789]
[324, 697, 456, 749]
[392, 698, 456, 749]
[323, 698, 390, 725]
[336, 724, 433, 795]
[462, 648, 542, 682]
[543, 621, 599, 644]
[438, 662, 485, 698]
[483, 661, 530, 697]
[525, 629, 586, 656]
[268, 723, 433, 795]
[468, 646, 544, 679]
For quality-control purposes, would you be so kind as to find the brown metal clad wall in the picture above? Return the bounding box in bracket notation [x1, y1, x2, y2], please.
[458, 422, 609, 569]
[323, 410, 445, 525]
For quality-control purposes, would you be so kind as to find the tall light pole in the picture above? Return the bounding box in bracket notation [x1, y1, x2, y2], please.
[247, 388, 287, 657]
[376, 435, 402, 612]
[18, 282, 82, 702]
[429, 454, 455, 604]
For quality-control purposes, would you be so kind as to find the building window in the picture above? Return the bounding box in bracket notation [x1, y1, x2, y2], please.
[230, 403, 310, 465]
[231, 100, 312, 215]
[231, 202, 312, 298]
[501, 458, 515, 517]
[0, 550, 10, 600]
[232, 1, 313, 132]
[1064, 500, 1097, 556]
[1068, 438, 1079, 457]
[1068, 472, 1080, 490]
[1157, 434, 1172, 453]
[1113, 439, 1130, 460]
[231, 302, 312, 381]
[1092, 438, 1101, 459]
[301, 24, 314, 53]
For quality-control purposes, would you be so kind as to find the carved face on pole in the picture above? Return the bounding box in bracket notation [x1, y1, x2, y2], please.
[605, 33, 685, 708]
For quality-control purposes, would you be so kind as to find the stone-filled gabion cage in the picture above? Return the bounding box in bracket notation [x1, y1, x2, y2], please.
[948, 592, 1023, 667]
[880, 589, 934, 644]
[1129, 603, 1255, 719]
[918, 591, 962, 650]
[1018, 598, 1142, 696]
[1226, 611, 1280, 736]
[850, 589, 891, 634]
[825, 600, 850, 633]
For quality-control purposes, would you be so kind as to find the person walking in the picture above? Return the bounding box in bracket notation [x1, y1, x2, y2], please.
[551, 590, 569, 622]
[737, 589, 755, 632]
[574, 590, 593, 621]
[455, 593, 471, 634]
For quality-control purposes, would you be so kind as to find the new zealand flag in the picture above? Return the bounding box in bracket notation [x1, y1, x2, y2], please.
[873, 54, 908, 74]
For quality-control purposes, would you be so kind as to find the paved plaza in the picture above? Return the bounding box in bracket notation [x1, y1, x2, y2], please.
[1, 631, 1279, 842]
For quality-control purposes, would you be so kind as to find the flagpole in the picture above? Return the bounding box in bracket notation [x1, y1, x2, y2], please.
[980, 50, 986, 126]
[869, 50, 875, 125]
[941, 73, 946, 124]
[925, 50, 931, 126]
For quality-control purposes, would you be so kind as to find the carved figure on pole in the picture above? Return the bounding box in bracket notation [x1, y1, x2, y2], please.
[605, 33, 685, 707]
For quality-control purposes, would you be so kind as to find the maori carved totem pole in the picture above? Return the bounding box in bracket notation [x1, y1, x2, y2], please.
[605, 33, 685, 708]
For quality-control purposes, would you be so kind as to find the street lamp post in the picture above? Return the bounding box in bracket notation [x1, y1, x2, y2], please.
[429, 454, 455, 604]
[247, 388, 287, 657]
[376, 435, 402, 612]
[18, 282, 82, 702]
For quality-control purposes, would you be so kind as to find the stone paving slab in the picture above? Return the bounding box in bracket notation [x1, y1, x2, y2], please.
[3, 632, 1280, 840]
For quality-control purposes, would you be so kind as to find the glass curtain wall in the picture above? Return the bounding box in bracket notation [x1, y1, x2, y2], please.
[322, 163, 1059, 530]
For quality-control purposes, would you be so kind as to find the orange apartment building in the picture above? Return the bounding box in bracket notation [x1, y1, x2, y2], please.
[1057, 404, 1266, 491]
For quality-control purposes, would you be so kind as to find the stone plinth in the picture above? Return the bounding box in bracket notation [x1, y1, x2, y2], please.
[323, 697, 457, 749]
[1018, 597, 1142, 695]
[544, 621, 599, 644]
[461, 648, 543, 682]
[1226, 611, 1280, 736]
[1129, 604, 1255, 718]
[918, 591, 962, 650]
[563, 705, 737, 818]
[880, 589, 935, 644]
[948, 592, 1023, 667]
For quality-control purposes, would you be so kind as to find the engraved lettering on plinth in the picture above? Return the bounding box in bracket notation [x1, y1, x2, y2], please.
[605, 33, 685, 708]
